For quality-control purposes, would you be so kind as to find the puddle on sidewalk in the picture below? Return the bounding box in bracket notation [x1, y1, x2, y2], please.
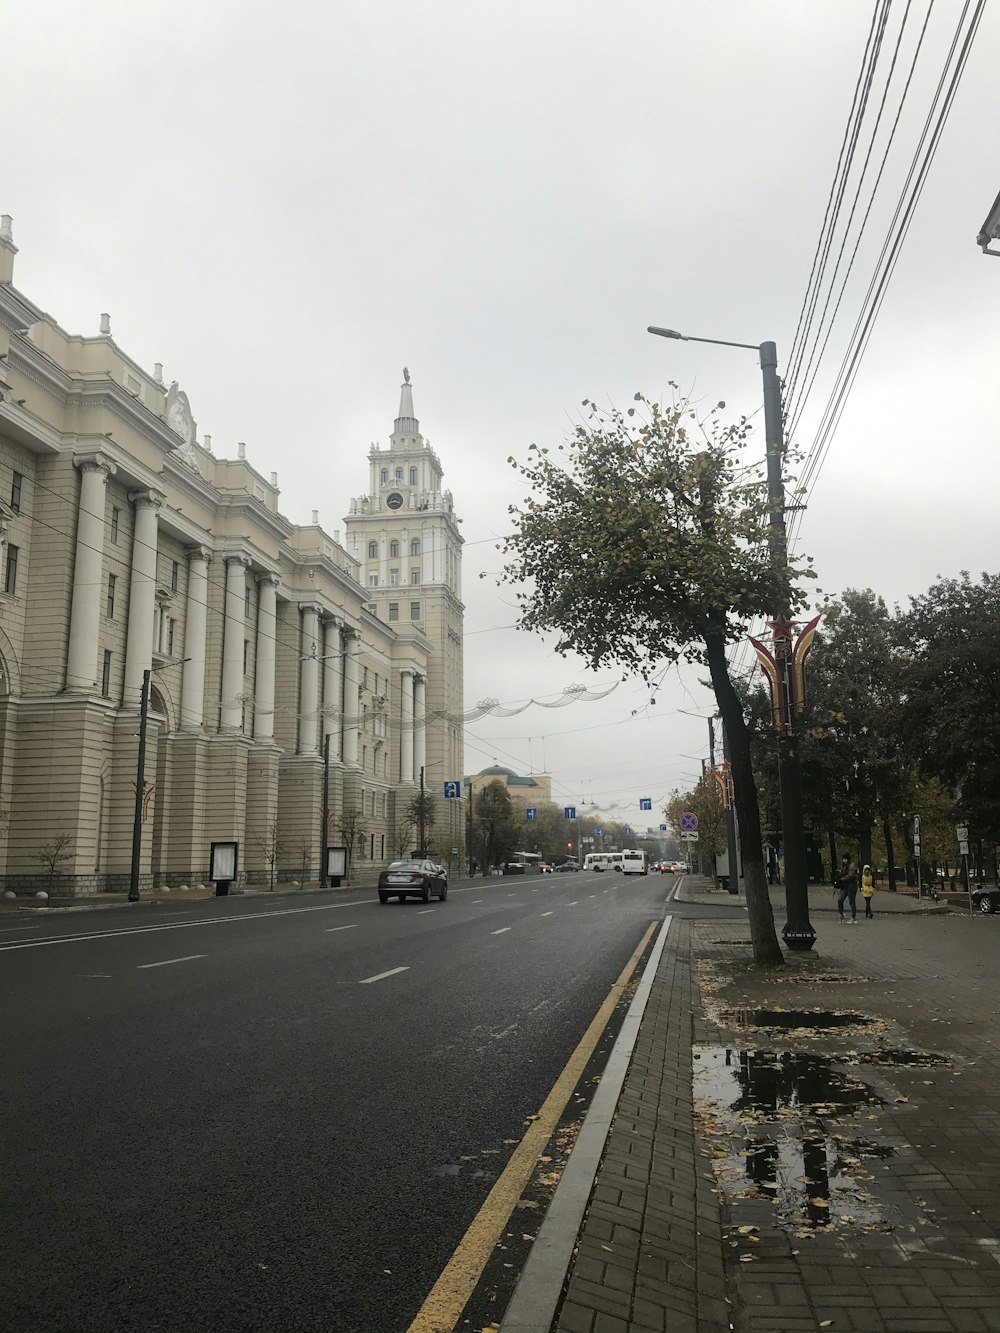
[694, 1046, 921, 1235]
[719, 1007, 879, 1033]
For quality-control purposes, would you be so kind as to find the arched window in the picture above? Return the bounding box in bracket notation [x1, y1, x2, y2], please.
[409, 466, 417, 485]
[395, 467, 403, 480]
[380, 468, 388, 485]
[410, 539, 420, 556]
[368, 540, 378, 559]
[389, 540, 399, 558]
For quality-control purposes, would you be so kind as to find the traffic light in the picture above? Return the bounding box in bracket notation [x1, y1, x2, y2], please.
[567, 842, 572, 849]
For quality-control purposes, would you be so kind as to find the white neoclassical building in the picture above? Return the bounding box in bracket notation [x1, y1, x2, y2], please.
[0, 215, 464, 892]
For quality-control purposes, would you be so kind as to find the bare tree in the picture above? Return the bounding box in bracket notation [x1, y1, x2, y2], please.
[253, 818, 284, 889]
[291, 835, 313, 884]
[333, 807, 366, 869]
[391, 817, 415, 859]
[34, 834, 72, 893]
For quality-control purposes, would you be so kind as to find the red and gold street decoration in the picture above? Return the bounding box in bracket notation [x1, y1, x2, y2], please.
[748, 613, 822, 734]
[712, 761, 734, 808]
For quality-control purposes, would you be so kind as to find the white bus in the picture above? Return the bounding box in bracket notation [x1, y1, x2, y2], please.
[584, 852, 625, 873]
[584, 852, 613, 872]
[621, 849, 648, 876]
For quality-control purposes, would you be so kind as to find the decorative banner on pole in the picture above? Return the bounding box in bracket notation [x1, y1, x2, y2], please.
[749, 613, 822, 734]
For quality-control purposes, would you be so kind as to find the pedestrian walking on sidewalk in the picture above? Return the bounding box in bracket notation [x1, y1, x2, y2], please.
[835, 854, 859, 922]
[861, 863, 875, 918]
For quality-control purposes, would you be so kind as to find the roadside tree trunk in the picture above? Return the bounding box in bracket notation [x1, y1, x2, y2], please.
[706, 630, 783, 966]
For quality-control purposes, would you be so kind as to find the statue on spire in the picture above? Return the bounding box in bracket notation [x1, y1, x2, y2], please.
[402, 366, 410, 384]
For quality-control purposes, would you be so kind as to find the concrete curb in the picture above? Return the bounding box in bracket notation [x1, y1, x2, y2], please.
[499, 915, 674, 1333]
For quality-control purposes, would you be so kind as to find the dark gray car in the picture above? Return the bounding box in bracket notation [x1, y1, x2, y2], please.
[378, 859, 448, 904]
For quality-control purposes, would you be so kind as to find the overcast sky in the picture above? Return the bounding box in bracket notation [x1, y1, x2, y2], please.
[5, 1, 998, 825]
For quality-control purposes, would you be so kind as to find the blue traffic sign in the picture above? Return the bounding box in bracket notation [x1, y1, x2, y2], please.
[595, 827, 604, 837]
[526, 807, 538, 820]
[659, 823, 667, 832]
[639, 798, 652, 811]
[624, 826, 633, 835]
[564, 806, 577, 820]
[680, 811, 698, 832]
[443, 781, 461, 799]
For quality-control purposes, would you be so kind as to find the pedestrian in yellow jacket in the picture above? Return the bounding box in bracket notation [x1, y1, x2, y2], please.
[861, 864, 875, 918]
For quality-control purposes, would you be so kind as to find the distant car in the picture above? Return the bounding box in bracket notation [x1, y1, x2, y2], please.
[502, 862, 526, 875]
[972, 887, 1000, 914]
[555, 861, 579, 872]
[539, 862, 554, 873]
[378, 859, 448, 903]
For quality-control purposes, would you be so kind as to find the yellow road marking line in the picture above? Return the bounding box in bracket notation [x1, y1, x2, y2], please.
[407, 920, 658, 1333]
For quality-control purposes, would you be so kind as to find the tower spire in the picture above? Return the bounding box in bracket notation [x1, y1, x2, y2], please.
[394, 366, 419, 436]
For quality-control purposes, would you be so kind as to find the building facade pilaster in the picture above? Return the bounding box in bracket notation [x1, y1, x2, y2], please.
[342, 631, 360, 766]
[400, 668, 415, 783]
[65, 454, 117, 691]
[297, 603, 322, 753]
[180, 545, 212, 730]
[123, 490, 164, 707]
[322, 616, 343, 760]
[254, 573, 279, 741]
[220, 554, 250, 732]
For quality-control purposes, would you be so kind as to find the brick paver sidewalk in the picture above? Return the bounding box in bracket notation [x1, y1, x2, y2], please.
[548, 892, 1000, 1332]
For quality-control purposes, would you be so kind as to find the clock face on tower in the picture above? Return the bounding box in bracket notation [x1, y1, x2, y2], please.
[386, 491, 404, 510]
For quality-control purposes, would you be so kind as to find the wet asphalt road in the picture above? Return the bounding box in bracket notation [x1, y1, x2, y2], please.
[1, 873, 742, 1333]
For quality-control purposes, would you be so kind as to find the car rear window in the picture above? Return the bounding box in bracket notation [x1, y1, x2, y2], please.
[388, 861, 424, 871]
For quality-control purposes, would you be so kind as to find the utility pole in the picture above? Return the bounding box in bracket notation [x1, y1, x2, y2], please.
[320, 732, 330, 887]
[418, 765, 427, 857]
[761, 341, 815, 949]
[128, 669, 151, 903]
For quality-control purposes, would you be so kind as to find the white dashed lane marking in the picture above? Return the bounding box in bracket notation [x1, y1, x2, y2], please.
[359, 967, 410, 985]
[491, 927, 512, 935]
[138, 954, 206, 970]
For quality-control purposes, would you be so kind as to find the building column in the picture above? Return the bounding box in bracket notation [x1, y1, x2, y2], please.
[180, 545, 211, 730]
[400, 668, 414, 783]
[220, 554, 250, 732]
[342, 631, 360, 766]
[322, 617, 343, 760]
[298, 602, 321, 753]
[66, 454, 117, 691]
[414, 673, 426, 780]
[254, 573, 279, 741]
[123, 490, 164, 708]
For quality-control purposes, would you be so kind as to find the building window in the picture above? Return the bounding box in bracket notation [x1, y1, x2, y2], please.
[395, 467, 403, 480]
[101, 650, 112, 698]
[110, 506, 120, 544]
[410, 569, 420, 585]
[366, 603, 377, 616]
[107, 573, 117, 619]
[10, 471, 22, 513]
[410, 539, 420, 556]
[409, 467, 417, 485]
[410, 601, 421, 621]
[168, 619, 176, 656]
[3, 544, 18, 595]
[244, 585, 251, 617]
[388, 603, 399, 622]
[390, 569, 399, 586]
[389, 540, 399, 558]
[363, 746, 367, 772]
[170, 560, 179, 592]
[380, 468, 388, 485]
[368, 540, 378, 558]
[368, 573, 378, 587]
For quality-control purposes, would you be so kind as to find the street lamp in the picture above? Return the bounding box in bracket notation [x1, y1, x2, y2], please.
[647, 324, 815, 949]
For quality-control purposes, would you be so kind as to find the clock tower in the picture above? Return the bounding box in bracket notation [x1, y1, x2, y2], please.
[344, 371, 465, 857]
